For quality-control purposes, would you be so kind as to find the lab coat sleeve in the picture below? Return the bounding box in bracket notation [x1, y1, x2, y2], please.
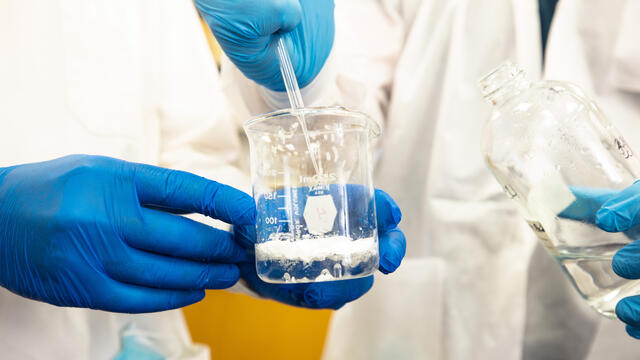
[152, 0, 248, 192]
[150, 0, 257, 297]
[219, 0, 407, 133]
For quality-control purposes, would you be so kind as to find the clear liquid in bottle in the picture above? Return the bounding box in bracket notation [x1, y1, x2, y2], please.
[479, 62, 640, 317]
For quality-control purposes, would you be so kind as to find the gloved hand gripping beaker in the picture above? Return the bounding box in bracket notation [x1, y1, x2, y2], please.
[244, 107, 380, 283]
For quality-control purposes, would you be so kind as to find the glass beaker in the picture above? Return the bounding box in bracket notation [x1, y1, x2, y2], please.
[479, 62, 640, 317]
[244, 107, 380, 284]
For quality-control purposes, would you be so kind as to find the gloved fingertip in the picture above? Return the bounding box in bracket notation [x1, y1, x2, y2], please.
[626, 325, 640, 340]
[375, 189, 402, 229]
[233, 194, 258, 225]
[193, 290, 207, 304]
[616, 298, 640, 327]
[378, 264, 391, 275]
[612, 244, 640, 279]
[330, 303, 347, 311]
[379, 257, 400, 275]
[596, 207, 631, 232]
[379, 244, 404, 274]
[613, 250, 631, 278]
[217, 269, 241, 289]
[179, 290, 206, 309]
[378, 230, 406, 274]
[379, 239, 403, 274]
[237, 262, 258, 281]
[303, 278, 372, 310]
[303, 287, 321, 308]
[391, 202, 402, 225]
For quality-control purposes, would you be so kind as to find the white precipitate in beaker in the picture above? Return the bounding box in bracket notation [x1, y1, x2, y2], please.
[244, 107, 380, 284]
[255, 235, 378, 283]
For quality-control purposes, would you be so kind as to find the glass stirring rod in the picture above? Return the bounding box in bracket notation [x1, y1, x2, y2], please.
[276, 37, 322, 176]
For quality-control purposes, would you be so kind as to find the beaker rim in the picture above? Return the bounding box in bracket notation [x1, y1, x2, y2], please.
[243, 106, 381, 138]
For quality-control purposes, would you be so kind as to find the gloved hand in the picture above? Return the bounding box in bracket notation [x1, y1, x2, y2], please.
[0, 155, 256, 313]
[234, 188, 406, 310]
[195, 0, 334, 91]
[559, 186, 640, 240]
[590, 180, 640, 338]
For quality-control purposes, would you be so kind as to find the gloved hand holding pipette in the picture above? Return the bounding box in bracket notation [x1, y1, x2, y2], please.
[195, 0, 334, 91]
[234, 189, 406, 309]
[199, 0, 406, 309]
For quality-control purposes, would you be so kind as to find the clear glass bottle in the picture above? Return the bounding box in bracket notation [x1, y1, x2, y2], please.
[479, 62, 640, 317]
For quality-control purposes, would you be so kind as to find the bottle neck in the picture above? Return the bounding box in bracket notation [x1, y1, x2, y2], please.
[479, 62, 530, 107]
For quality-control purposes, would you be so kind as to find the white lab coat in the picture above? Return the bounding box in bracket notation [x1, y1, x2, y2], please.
[528, 1, 640, 359]
[316, 0, 640, 359]
[0, 1, 249, 359]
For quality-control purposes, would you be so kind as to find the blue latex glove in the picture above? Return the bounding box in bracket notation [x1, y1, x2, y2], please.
[589, 181, 640, 338]
[559, 186, 640, 239]
[0, 155, 256, 313]
[195, 0, 334, 91]
[235, 188, 406, 310]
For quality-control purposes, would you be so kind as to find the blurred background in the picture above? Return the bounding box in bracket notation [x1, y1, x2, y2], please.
[181, 20, 332, 360]
[184, 291, 331, 359]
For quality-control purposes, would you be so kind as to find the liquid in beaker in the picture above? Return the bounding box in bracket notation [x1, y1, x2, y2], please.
[245, 107, 380, 283]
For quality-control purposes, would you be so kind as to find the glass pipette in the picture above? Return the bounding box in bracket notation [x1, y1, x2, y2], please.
[276, 37, 322, 176]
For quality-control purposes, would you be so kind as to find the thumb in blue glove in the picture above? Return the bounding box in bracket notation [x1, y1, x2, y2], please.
[195, 0, 334, 91]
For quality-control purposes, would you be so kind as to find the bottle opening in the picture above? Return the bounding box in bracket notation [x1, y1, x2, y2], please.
[479, 61, 528, 106]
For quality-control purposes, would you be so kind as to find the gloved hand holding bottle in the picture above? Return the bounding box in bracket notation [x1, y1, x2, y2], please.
[194, 0, 334, 91]
[0, 155, 257, 313]
[234, 189, 406, 309]
[587, 180, 640, 339]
